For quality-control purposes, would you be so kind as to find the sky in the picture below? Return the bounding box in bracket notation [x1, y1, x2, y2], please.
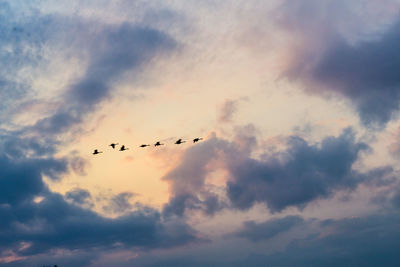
[2, 0, 400, 266]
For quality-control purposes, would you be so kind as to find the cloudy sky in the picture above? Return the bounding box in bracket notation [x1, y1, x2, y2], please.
[2, 0, 400, 266]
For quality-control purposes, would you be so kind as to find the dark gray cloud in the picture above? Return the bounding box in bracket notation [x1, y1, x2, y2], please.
[162, 134, 239, 217]
[0, 130, 86, 178]
[68, 153, 89, 176]
[103, 192, 136, 214]
[388, 126, 400, 159]
[227, 128, 368, 212]
[1, 132, 58, 159]
[65, 188, 93, 207]
[162, 125, 259, 217]
[230, 216, 304, 242]
[389, 181, 400, 209]
[0, 1, 177, 138]
[312, 23, 400, 126]
[162, 127, 383, 216]
[0, 132, 68, 205]
[2, 114, 197, 263]
[139, 211, 400, 267]
[0, 128, 197, 264]
[255, 213, 400, 267]
[278, 0, 400, 127]
[0, 155, 66, 205]
[0, 158, 198, 265]
[68, 24, 175, 107]
[0, 192, 198, 257]
[1, 252, 94, 267]
[33, 23, 176, 134]
[23, 196, 193, 253]
[163, 192, 225, 218]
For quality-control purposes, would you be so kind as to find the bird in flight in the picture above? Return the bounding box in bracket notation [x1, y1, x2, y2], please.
[93, 149, 103, 155]
[92, 137, 204, 155]
[154, 141, 164, 146]
[119, 145, 129, 151]
[139, 144, 150, 148]
[109, 143, 119, 149]
[175, 138, 186, 144]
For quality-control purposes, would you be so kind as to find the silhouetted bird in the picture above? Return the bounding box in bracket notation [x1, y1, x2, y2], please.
[119, 145, 129, 151]
[154, 141, 164, 146]
[175, 138, 185, 144]
[109, 143, 119, 149]
[140, 144, 150, 148]
[193, 138, 203, 143]
[92, 149, 103, 155]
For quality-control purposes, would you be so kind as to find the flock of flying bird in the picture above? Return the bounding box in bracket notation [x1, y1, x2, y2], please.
[92, 138, 203, 155]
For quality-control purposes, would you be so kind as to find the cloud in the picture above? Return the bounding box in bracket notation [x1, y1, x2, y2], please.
[1, 251, 94, 267]
[103, 192, 136, 214]
[0, 134, 68, 204]
[65, 188, 93, 208]
[388, 126, 400, 158]
[255, 212, 400, 267]
[230, 215, 304, 242]
[162, 127, 385, 216]
[67, 24, 175, 106]
[218, 99, 238, 123]
[2, 194, 197, 255]
[3, 1, 400, 266]
[162, 125, 263, 217]
[0, 3, 55, 126]
[0, 151, 68, 205]
[0, 1, 178, 139]
[0, 163, 198, 263]
[312, 23, 400, 126]
[227, 128, 369, 212]
[217, 98, 249, 124]
[139, 211, 400, 267]
[278, 0, 400, 127]
[162, 135, 231, 217]
[387, 180, 400, 209]
[33, 22, 176, 135]
[0, 130, 197, 264]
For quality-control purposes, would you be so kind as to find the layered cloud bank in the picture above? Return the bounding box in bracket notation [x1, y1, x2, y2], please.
[163, 128, 392, 216]
[0, 131, 199, 265]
